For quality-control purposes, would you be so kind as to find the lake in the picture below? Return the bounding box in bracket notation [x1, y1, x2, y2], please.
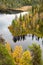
[0, 12, 43, 58]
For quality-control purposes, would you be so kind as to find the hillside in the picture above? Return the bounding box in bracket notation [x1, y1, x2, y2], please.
[0, 0, 34, 8]
[0, 0, 43, 13]
[0, 0, 41, 8]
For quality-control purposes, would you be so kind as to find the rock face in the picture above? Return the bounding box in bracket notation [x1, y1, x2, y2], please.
[0, 35, 6, 44]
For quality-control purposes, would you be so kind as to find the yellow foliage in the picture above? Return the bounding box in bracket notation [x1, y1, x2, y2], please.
[5, 44, 32, 65]
[5, 42, 11, 54]
[23, 50, 32, 59]
[36, 25, 39, 30]
[19, 50, 32, 65]
[12, 46, 23, 65]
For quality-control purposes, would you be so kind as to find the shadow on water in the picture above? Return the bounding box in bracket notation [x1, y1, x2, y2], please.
[32, 34, 39, 41]
[22, 35, 25, 40]
[21, 35, 23, 40]
[13, 35, 26, 42]
[32, 34, 34, 40]
[0, 32, 43, 47]
[17, 36, 20, 41]
[36, 37, 40, 41]
[42, 40, 43, 45]
[0, 9, 23, 14]
[13, 34, 43, 43]
[13, 36, 17, 42]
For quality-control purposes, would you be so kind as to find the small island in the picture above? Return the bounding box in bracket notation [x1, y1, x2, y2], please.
[8, 7, 43, 39]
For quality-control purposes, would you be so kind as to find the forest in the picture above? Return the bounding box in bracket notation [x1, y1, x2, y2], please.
[0, 0, 43, 11]
[0, 0, 43, 65]
[0, 40, 43, 65]
[0, 0, 42, 8]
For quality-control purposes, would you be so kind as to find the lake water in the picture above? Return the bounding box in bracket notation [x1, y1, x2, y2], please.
[0, 12, 43, 58]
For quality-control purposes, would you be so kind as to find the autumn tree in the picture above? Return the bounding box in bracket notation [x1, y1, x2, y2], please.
[19, 50, 32, 65]
[5, 42, 11, 54]
[12, 46, 23, 65]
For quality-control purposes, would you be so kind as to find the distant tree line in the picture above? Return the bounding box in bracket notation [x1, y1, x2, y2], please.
[0, 0, 43, 9]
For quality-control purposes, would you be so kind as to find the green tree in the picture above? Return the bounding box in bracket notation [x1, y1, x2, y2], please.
[19, 14, 23, 21]
[29, 43, 42, 65]
[0, 43, 15, 65]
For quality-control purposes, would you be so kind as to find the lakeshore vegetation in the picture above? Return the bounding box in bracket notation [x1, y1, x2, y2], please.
[8, 12, 43, 38]
[0, 0, 43, 13]
[8, 0, 43, 38]
[0, 42, 42, 65]
[0, 0, 43, 65]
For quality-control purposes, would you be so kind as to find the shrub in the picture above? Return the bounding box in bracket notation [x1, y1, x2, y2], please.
[29, 43, 42, 65]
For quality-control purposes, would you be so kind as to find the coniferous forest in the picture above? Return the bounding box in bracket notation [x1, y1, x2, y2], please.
[0, 0, 43, 65]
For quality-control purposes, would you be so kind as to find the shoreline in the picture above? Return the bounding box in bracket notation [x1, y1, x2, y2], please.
[0, 6, 32, 14]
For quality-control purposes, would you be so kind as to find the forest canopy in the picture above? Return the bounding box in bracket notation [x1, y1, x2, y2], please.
[0, 0, 43, 8]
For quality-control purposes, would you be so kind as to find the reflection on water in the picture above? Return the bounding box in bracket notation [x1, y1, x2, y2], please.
[13, 35, 40, 42]
[0, 13, 43, 58]
[13, 35, 26, 42]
